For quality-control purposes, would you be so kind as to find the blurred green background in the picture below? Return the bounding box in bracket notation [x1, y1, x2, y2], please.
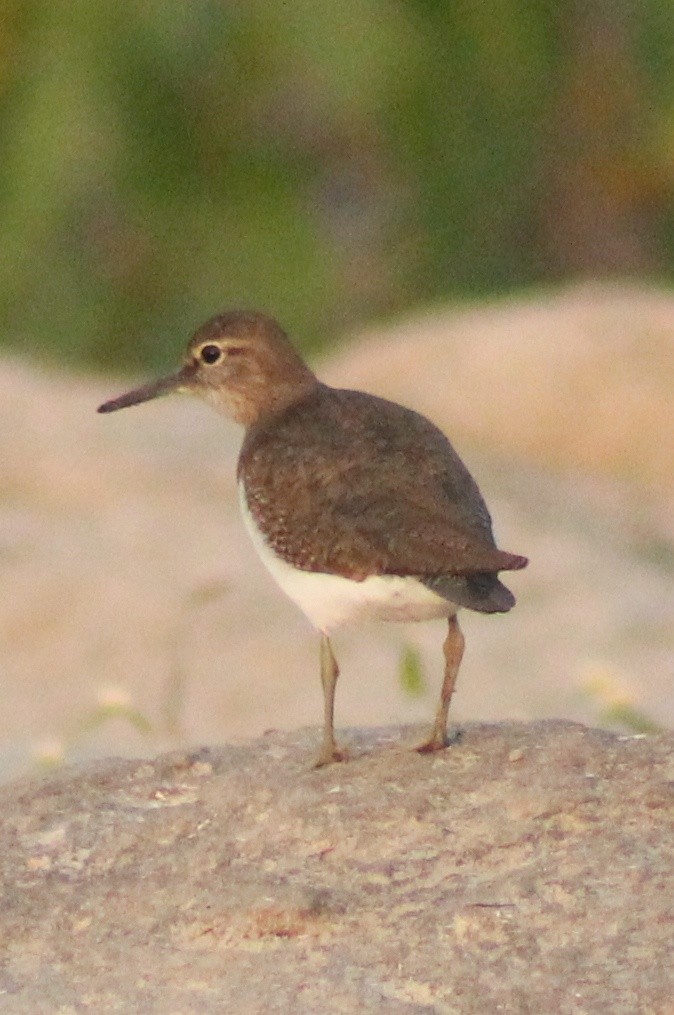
[1, 0, 673, 373]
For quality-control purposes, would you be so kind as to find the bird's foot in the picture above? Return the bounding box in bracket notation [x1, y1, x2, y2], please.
[313, 742, 347, 769]
[414, 726, 461, 755]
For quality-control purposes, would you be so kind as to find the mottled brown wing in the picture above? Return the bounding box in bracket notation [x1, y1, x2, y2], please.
[239, 385, 527, 579]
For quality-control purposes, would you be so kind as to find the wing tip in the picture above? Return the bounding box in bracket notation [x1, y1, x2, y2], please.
[503, 553, 528, 571]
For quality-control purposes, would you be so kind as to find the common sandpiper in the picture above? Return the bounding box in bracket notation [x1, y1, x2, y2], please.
[99, 311, 527, 766]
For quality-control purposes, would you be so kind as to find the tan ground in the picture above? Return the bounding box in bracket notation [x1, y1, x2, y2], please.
[1, 283, 672, 780]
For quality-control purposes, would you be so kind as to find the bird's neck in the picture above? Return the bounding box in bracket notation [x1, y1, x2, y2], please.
[205, 360, 319, 428]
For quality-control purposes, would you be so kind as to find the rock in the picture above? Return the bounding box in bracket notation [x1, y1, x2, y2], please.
[1, 721, 672, 1013]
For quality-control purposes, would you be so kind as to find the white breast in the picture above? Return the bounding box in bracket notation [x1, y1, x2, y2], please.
[238, 483, 455, 635]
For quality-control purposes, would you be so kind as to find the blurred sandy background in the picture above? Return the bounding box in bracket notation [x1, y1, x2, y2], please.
[1, 4, 673, 778]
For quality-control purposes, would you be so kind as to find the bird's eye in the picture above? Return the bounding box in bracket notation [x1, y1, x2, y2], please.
[200, 344, 222, 365]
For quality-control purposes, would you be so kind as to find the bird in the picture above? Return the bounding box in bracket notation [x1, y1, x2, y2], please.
[98, 311, 527, 766]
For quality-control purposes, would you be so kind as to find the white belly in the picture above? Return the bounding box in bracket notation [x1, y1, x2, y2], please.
[238, 484, 455, 634]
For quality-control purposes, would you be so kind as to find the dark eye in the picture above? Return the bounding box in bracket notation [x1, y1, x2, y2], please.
[200, 344, 222, 365]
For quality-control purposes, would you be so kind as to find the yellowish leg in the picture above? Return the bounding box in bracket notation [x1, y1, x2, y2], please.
[314, 635, 346, 767]
[416, 615, 465, 753]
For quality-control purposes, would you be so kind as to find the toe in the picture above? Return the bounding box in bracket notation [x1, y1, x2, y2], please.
[414, 727, 460, 754]
[313, 744, 347, 768]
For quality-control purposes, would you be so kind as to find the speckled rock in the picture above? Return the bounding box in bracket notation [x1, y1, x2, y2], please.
[0, 721, 672, 1014]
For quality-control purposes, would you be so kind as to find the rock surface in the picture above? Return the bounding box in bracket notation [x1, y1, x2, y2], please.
[1, 721, 672, 1013]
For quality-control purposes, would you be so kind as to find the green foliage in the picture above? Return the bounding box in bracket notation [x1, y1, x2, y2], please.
[399, 643, 427, 699]
[33, 693, 153, 772]
[599, 703, 663, 736]
[579, 662, 664, 736]
[1, 1, 673, 371]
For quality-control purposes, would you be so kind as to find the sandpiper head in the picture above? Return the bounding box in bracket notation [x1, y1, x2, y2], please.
[97, 311, 317, 425]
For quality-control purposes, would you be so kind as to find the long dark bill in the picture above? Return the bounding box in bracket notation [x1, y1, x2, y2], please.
[97, 366, 192, 414]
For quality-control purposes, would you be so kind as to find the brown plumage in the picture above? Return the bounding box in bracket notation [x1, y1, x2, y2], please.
[239, 385, 526, 611]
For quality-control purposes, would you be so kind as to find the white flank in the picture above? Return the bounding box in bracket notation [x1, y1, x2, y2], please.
[238, 483, 455, 634]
